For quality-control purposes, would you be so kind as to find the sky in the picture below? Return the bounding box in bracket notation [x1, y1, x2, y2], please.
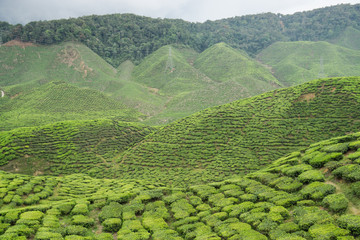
[1, 0, 360, 25]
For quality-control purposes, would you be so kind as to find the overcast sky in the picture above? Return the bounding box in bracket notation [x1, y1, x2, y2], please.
[1, 0, 360, 24]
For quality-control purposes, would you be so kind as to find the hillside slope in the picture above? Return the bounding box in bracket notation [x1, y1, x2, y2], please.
[0, 41, 166, 116]
[2, 132, 360, 239]
[117, 77, 360, 186]
[138, 43, 282, 125]
[194, 42, 281, 94]
[257, 41, 360, 86]
[0, 119, 154, 177]
[0, 82, 142, 131]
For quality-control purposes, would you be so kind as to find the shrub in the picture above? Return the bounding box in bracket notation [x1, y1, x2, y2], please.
[229, 229, 267, 240]
[298, 170, 325, 183]
[151, 229, 182, 240]
[337, 215, 360, 235]
[56, 202, 76, 215]
[34, 231, 64, 240]
[94, 233, 113, 240]
[171, 199, 196, 220]
[4, 224, 34, 237]
[239, 194, 257, 202]
[322, 193, 349, 213]
[72, 215, 95, 227]
[65, 225, 88, 236]
[309, 152, 343, 168]
[277, 222, 300, 233]
[98, 202, 122, 222]
[322, 143, 349, 153]
[293, 207, 333, 230]
[333, 164, 360, 182]
[4, 211, 20, 224]
[300, 182, 336, 200]
[20, 211, 44, 221]
[103, 218, 122, 232]
[351, 182, 360, 196]
[71, 204, 88, 215]
[216, 222, 251, 238]
[229, 202, 255, 217]
[142, 217, 168, 232]
[309, 223, 350, 239]
[281, 164, 313, 177]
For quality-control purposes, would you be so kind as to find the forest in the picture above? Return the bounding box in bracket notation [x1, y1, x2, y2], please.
[1, 4, 360, 66]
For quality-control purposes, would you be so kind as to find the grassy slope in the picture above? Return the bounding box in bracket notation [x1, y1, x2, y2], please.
[132, 45, 213, 95]
[257, 41, 360, 86]
[194, 42, 282, 94]
[0, 82, 143, 131]
[330, 26, 360, 50]
[0, 119, 154, 177]
[116, 77, 360, 186]
[139, 43, 283, 125]
[2, 132, 360, 239]
[0, 41, 166, 117]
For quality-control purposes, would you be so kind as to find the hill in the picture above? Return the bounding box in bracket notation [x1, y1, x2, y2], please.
[330, 26, 360, 50]
[257, 41, 360, 86]
[2, 132, 360, 239]
[0, 41, 166, 117]
[0, 119, 154, 177]
[0, 81, 143, 131]
[132, 45, 212, 95]
[193, 42, 281, 94]
[116, 77, 360, 186]
[3, 4, 360, 66]
[136, 43, 281, 125]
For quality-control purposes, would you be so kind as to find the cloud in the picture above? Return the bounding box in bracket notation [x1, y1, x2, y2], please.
[0, 0, 359, 24]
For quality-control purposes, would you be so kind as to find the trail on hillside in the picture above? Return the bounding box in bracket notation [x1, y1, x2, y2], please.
[326, 180, 360, 215]
[1, 90, 4, 98]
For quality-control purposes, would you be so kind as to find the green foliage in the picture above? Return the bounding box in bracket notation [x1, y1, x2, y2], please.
[72, 215, 94, 228]
[258, 41, 360, 86]
[298, 170, 325, 183]
[119, 76, 360, 186]
[337, 215, 360, 235]
[301, 182, 336, 200]
[322, 193, 349, 213]
[308, 223, 350, 239]
[102, 218, 122, 232]
[98, 202, 122, 222]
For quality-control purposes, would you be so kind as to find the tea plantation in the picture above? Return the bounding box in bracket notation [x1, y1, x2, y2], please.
[0, 119, 154, 177]
[116, 76, 360, 186]
[1, 131, 360, 239]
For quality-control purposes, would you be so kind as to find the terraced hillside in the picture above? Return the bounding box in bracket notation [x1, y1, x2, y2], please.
[0, 82, 143, 131]
[116, 77, 360, 186]
[0, 119, 154, 177]
[2, 132, 360, 239]
[257, 41, 360, 86]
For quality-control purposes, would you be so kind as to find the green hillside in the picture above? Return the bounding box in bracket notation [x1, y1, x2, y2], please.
[257, 41, 360, 86]
[194, 42, 281, 94]
[2, 132, 360, 239]
[0, 119, 154, 177]
[132, 45, 212, 95]
[0, 82, 143, 131]
[137, 43, 282, 125]
[0, 41, 166, 117]
[331, 26, 360, 50]
[116, 77, 360, 186]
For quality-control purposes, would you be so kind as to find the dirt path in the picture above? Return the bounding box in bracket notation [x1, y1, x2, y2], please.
[0, 90, 4, 98]
[326, 180, 360, 215]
